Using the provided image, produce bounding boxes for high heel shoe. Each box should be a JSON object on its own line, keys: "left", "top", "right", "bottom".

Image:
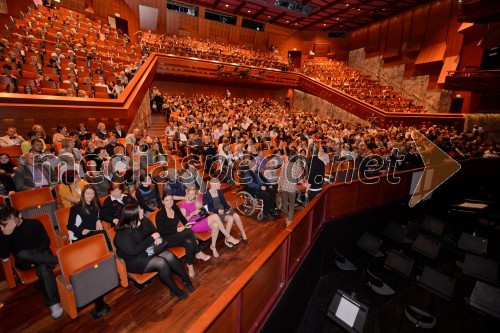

{"left": 187, "top": 264, "right": 195, "bottom": 278}
{"left": 195, "top": 251, "right": 211, "bottom": 262}
{"left": 184, "top": 282, "right": 195, "bottom": 293}
{"left": 224, "top": 238, "right": 235, "bottom": 249}
{"left": 170, "top": 288, "right": 189, "bottom": 300}
{"left": 242, "top": 237, "right": 248, "bottom": 243}
{"left": 210, "top": 245, "right": 219, "bottom": 258}
{"left": 226, "top": 236, "right": 240, "bottom": 246}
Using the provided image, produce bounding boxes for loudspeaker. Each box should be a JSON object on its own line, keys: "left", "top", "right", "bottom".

{"left": 450, "top": 98, "right": 463, "bottom": 113}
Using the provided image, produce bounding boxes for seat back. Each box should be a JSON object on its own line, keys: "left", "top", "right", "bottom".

{"left": 31, "top": 213, "right": 58, "bottom": 255}
{"left": 10, "top": 187, "right": 54, "bottom": 210}
{"left": 56, "top": 207, "right": 71, "bottom": 244}
{"left": 57, "top": 234, "right": 118, "bottom": 308}
{"left": 405, "top": 305, "right": 436, "bottom": 326}
{"left": 148, "top": 210, "right": 159, "bottom": 228}
{"left": 334, "top": 248, "right": 346, "bottom": 264}
{"left": 57, "top": 234, "right": 111, "bottom": 282}
{"left": 366, "top": 269, "right": 384, "bottom": 288}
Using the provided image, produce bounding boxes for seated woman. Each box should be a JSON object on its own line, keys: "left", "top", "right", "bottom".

{"left": 156, "top": 194, "right": 211, "bottom": 278}
{"left": 67, "top": 185, "right": 109, "bottom": 246}
{"left": 114, "top": 204, "right": 193, "bottom": 299}
{"left": 101, "top": 183, "right": 137, "bottom": 226}
{"left": 204, "top": 178, "right": 247, "bottom": 243}
{"left": 136, "top": 174, "right": 161, "bottom": 215}
{"left": 58, "top": 170, "right": 85, "bottom": 208}
{"left": 179, "top": 185, "right": 239, "bottom": 258}
{"left": 162, "top": 169, "right": 187, "bottom": 204}
{"left": 0, "top": 153, "right": 17, "bottom": 176}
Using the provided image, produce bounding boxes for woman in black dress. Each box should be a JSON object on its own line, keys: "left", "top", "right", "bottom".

{"left": 156, "top": 194, "right": 211, "bottom": 278}
{"left": 113, "top": 204, "right": 194, "bottom": 299}
{"left": 67, "top": 185, "right": 110, "bottom": 248}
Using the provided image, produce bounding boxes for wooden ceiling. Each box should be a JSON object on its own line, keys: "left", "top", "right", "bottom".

{"left": 181, "top": 0, "right": 435, "bottom": 31}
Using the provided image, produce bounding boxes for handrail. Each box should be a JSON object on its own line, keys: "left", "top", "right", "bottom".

{"left": 447, "top": 69, "right": 500, "bottom": 77}
{"left": 353, "top": 62, "right": 434, "bottom": 112}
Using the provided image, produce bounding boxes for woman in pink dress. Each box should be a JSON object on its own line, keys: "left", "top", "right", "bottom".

{"left": 179, "top": 185, "right": 239, "bottom": 258}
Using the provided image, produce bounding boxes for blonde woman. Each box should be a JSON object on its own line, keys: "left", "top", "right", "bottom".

{"left": 204, "top": 178, "right": 247, "bottom": 242}
{"left": 179, "top": 185, "right": 239, "bottom": 258}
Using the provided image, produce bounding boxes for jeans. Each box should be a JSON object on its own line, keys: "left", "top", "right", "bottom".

{"left": 15, "top": 249, "right": 60, "bottom": 307}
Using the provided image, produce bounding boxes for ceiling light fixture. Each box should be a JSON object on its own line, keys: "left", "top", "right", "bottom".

{"left": 226, "top": 4, "right": 229, "bottom": 7}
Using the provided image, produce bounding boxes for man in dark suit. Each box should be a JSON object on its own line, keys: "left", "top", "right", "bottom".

{"left": 113, "top": 123, "right": 126, "bottom": 138}
{"left": 14, "top": 153, "right": 54, "bottom": 191}
{"left": 243, "top": 162, "right": 278, "bottom": 219}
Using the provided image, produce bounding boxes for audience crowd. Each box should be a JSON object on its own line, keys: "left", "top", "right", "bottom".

{"left": 303, "top": 59, "right": 427, "bottom": 113}
{"left": 0, "top": 2, "right": 498, "bottom": 323}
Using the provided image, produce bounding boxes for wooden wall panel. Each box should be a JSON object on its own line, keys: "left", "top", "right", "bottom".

{"left": 423, "top": 0, "right": 452, "bottom": 46}
{"left": 241, "top": 243, "right": 285, "bottom": 333}
{"left": 151, "top": 80, "right": 278, "bottom": 100}
{"left": 383, "top": 15, "right": 403, "bottom": 60}
{"left": 288, "top": 212, "right": 311, "bottom": 276}
{"left": 405, "top": 4, "right": 431, "bottom": 56}
{"left": 357, "top": 181, "right": 383, "bottom": 211}
{"left": 325, "top": 185, "right": 358, "bottom": 218}
{"left": 207, "top": 298, "right": 238, "bottom": 333}
{"left": 365, "top": 23, "right": 381, "bottom": 55}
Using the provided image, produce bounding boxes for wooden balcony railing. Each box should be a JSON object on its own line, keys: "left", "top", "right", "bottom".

{"left": 0, "top": 52, "right": 464, "bottom": 136}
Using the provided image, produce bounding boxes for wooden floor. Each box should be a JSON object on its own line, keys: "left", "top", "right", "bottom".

{"left": 0, "top": 188, "right": 289, "bottom": 332}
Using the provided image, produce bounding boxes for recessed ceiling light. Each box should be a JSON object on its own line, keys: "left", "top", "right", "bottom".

{"left": 346, "top": 4, "right": 350, "bottom": 6}
{"left": 337, "top": 18, "right": 339, "bottom": 20}
{"left": 268, "top": 15, "right": 271, "bottom": 18}
{"left": 382, "top": 8, "right": 385, "bottom": 11}
{"left": 323, "top": 23, "right": 326, "bottom": 26}
{"left": 286, "top": 20, "right": 289, "bottom": 23}
{"left": 295, "top": 23, "right": 298, "bottom": 25}
{"left": 225, "top": 4, "right": 229, "bottom": 7}
{"left": 358, "top": 8, "right": 361, "bottom": 11}
{"left": 248, "top": 10, "right": 251, "bottom": 13}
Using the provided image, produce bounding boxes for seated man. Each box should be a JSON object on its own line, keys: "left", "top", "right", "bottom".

{"left": 0, "top": 127, "right": 25, "bottom": 147}
{"left": 241, "top": 162, "right": 279, "bottom": 219}
{"left": 14, "top": 153, "right": 54, "bottom": 191}
{"left": 0, "top": 206, "right": 63, "bottom": 319}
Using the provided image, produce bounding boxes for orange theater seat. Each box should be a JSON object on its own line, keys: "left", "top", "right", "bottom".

{"left": 10, "top": 187, "right": 53, "bottom": 210}
{"left": 56, "top": 234, "right": 126, "bottom": 319}
{"left": 55, "top": 207, "right": 71, "bottom": 246}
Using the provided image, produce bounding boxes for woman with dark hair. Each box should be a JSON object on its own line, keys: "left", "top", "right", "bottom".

{"left": 135, "top": 174, "right": 161, "bottom": 215}
{"left": 52, "top": 124, "right": 68, "bottom": 145}
{"left": 101, "top": 182, "right": 137, "bottom": 226}
{"left": 0, "top": 153, "right": 17, "bottom": 175}
{"left": 156, "top": 194, "right": 211, "bottom": 278}
{"left": 114, "top": 204, "right": 193, "bottom": 299}
{"left": 67, "top": 185, "right": 107, "bottom": 244}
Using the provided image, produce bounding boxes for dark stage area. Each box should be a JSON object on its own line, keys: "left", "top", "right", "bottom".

{"left": 263, "top": 177, "right": 500, "bottom": 333}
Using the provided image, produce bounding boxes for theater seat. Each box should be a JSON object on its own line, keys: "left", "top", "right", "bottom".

{"left": 55, "top": 207, "right": 71, "bottom": 246}
{"left": 1, "top": 214, "right": 60, "bottom": 288}
{"left": 56, "top": 234, "right": 126, "bottom": 319}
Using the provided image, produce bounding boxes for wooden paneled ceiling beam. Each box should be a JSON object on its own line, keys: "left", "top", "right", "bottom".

{"left": 269, "top": 11, "right": 287, "bottom": 23}
{"left": 252, "top": 6, "right": 267, "bottom": 19}
{"left": 233, "top": 1, "right": 247, "bottom": 14}
{"left": 211, "top": 0, "right": 222, "bottom": 9}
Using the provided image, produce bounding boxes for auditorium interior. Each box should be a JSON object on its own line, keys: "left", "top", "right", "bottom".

{"left": 0, "top": 0, "right": 499, "bottom": 332}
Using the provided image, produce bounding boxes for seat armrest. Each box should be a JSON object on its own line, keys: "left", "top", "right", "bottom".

{"left": 55, "top": 230, "right": 68, "bottom": 247}
{"left": 115, "top": 256, "right": 129, "bottom": 288}
{"left": 56, "top": 274, "right": 77, "bottom": 319}
{"left": 1, "top": 257, "right": 17, "bottom": 288}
